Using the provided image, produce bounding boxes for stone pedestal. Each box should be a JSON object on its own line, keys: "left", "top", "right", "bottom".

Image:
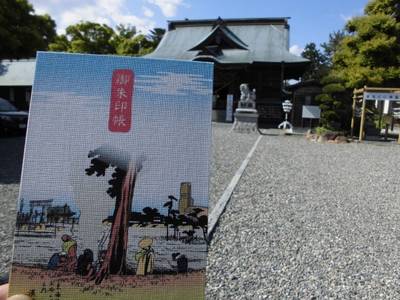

{"left": 233, "top": 108, "right": 259, "bottom": 133}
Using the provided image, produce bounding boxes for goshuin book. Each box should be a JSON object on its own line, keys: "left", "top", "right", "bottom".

{"left": 9, "top": 52, "right": 213, "bottom": 300}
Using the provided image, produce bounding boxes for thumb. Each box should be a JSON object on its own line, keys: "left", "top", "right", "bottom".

{"left": 8, "top": 296, "right": 31, "bottom": 300}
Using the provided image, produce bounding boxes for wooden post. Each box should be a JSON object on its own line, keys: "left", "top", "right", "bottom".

{"left": 378, "top": 101, "right": 384, "bottom": 129}
{"left": 350, "top": 90, "right": 357, "bottom": 139}
{"left": 385, "top": 124, "right": 389, "bottom": 141}
{"left": 397, "top": 121, "right": 400, "bottom": 144}
{"left": 359, "top": 88, "right": 367, "bottom": 142}
{"left": 291, "top": 92, "right": 295, "bottom": 125}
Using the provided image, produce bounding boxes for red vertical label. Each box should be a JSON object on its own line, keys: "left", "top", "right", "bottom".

{"left": 108, "top": 69, "right": 134, "bottom": 132}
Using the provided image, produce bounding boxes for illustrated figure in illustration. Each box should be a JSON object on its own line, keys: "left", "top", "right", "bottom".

{"left": 172, "top": 253, "right": 188, "bottom": 274}
{"left": 47, "top": 252, "right": 66, "bottom": 270}
{"left": 61, "top": 234, "right": 77, "bottom": 272}
{"left": 76, "top": 249, "right": 94, "bottom": 276}
{"left": 86, "top": 250, "right": 107, "bottom": 281}
{"left": 135, "top": 238, "right": 155, "bottom": 276}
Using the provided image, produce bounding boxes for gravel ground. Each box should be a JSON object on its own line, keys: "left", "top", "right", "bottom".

{"left": 0, "top": 136, "right": 24, "bottom": 276}
{"left": 207, "top": 134, "right": 400, "bottom": 299}
{"left": 209, "top": 123, "right": 259, "bottom": 208}
{"left": 2, "top": 127, "right": 400, "bottom": 299}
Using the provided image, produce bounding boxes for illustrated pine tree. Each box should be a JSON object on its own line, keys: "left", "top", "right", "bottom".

{"left": 85, "top": 147, "right": 144, "bottom": 284}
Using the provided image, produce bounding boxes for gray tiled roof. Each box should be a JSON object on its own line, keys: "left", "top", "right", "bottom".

{"left": 0, "top": 59, "right": 36, "bottom": 86}
{"left": 147, "top": 18, "right": 309, "bottom": 65}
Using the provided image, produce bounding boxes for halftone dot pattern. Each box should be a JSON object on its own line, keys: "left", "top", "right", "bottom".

{"left": 9, "top": 52, "right": 213, "bottom": 300}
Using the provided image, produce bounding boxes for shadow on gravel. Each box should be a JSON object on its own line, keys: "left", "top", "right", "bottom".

{"left": 0, "top": 135, "right": 25, "bottom": 184}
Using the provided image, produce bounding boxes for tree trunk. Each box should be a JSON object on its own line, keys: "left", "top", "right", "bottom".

{"left": 95, "top": 164, "right": 136, "bottom": 284}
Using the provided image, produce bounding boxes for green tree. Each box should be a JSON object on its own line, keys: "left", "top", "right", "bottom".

{"left": 321, "top": 30, "right": 345, "bottom": 65}
{"left": 49, "top": 21, "right": 162, "bottom": 56}
{"left": 315, "top": 75, "right": 352, "bottom": 129}
{"left": 0, "top": 0, "right": 56, "bottom": 59}
{"left": 49, "top": 22, "right": 116, "bottom": 54}
{"left": 301, "top": 43, "right": 329, "bottom": 81}
{"left": 332, "top": 0, "right": 400, "bottom": 88}
{"left": 114, "top": 24, "right": 160, "bottom": 55}
{"left": 314, "top": 30, "right": 349, "bottom": 130}
{"left": 315, "top": 0, "right": 400, "bottom": 131}
{"left": 116, "top": 34, "right": 154, "bottom": 56}
{"left": 365, "top": 0, "right": 399, "bottom": 20}
{"left": 147, "top": 28, "right": 166, "bottom": 47}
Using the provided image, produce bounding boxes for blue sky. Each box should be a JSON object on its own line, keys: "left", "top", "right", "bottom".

{"left": 30, "top": 0, "right": 370, "bottom": 55}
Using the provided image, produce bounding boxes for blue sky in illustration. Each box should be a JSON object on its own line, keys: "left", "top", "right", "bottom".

{"left": 19, "top": 52, "right": 213, "bottom": 217}
{"left": 30, "top": 0, "right": 370, "bottom": 55}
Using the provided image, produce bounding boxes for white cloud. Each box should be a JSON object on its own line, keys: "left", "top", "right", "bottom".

{"left": 136, "top": 72, "right": 212, "bottom": 96}
{"left": 289, "top": 45, "right": 304, "bottom": 57}
{"left": 142, "top": 6, "right": 155, "bottom": 18}
{"left": 340, "top": 13, "right": 352, "bottom": 22}
{"left": 30, "top": 0, "right": 156, "bottom": 34}
{"left": 60, "top": 5, "right": 111, "bottom": 29}
{"left": 147, "top": 0, "right": 184, "bottom": 17}
{"left": 33, "top": 4, "right": 49, "bottom": 16}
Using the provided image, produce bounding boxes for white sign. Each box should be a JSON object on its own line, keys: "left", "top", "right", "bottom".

{"left": 302, "top": 105, "right": 321, "bottom": 119}
{"left": 226, "top": 94, "right": 233, "bottom": 122}
{"left": 365, "top": 92, "right": 400, "bottom": 101}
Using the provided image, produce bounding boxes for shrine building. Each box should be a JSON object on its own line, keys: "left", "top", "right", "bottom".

{"left": 146, "top": 17, "right": 309, "bottom": 126}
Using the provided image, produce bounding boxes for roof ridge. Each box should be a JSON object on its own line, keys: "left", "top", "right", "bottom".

{"left": 168, "top": 17, "right": 290, "bottom": 30}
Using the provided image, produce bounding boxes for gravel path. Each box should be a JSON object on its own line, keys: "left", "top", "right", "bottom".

{"left": 209, "top": 123, "right": 259, "bottom": 208}
{"left": 0, "top": 136, "right": 24, "bottom": 275}
{"left": 2, "top": 127, "right": 400, "bottom": 299}
{"left": 207, "top": 134, "right": 400, "bottom": 299}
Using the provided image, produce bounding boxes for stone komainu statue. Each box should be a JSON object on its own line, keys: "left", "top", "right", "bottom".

{"left": 239, "top": 84, "right": 256, "bottom": 109}
{"left": 233, "top": 83, "right": 258, "bottom": 132}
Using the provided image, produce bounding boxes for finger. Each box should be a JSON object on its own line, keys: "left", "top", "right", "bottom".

{"left": 7, "top": 295, "right": 31, "bottom": 300}
{"left": 0, "top": 284, "right": 8, "bottom": 300}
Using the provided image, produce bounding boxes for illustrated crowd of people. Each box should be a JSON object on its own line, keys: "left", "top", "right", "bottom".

{"left": 47, "top": 235, "right": 157, "bottom": 278}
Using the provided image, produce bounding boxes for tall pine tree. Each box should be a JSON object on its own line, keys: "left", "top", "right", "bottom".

{"left": 333, "top": 0, "right": 400, "bottom": 88}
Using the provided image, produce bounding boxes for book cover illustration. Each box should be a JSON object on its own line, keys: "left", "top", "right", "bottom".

{"left": 9, "top": 52, "right": 213, "bottom": 300}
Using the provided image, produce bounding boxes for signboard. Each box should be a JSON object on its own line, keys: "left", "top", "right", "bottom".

{"left": 108, "top": 69, "right": 134, "bottom": 132}
{"left": 302, "top": 105, "right": 321, "bottom": 119}
{"left": 9, "top": 52, "right": 213, "bottom": 300}
{"left": 364, "top": 92, "right": 400, "bottom": 101}
{"left": 226, "top": 94, "right": 233, "bottom": 122}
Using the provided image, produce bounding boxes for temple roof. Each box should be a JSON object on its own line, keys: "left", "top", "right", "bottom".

{"left": 146, "top": 18, "right": 309, "bottom": 65}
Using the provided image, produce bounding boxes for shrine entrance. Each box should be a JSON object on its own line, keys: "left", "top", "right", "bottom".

{"left": 351, "top": 87, "right": 400, "bottom": 143}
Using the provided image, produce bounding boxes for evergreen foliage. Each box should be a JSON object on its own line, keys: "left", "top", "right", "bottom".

{"left": 301, "top": 43, "right": 329, "bottom": 81}
{"left": 0, "top": 0, "right": 56, "bottom": 59}
{"left": 49, "top": 22, "right": 164, "bottom": 56}
{"left": 315, "top": 75, "right": 352, "bottom": 129}
{"left": 316, "top": 0, "right": 399, "bottom": 130}
{"left": 332, "top": 0, "right": 400, "bottom": 88}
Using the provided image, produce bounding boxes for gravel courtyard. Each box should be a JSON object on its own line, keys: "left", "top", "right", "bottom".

{"left": 207, "top": 132, "right": 400, "bottom": 299}
{"left": 2, "top": 124, "right": 400, "bottom": 299}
